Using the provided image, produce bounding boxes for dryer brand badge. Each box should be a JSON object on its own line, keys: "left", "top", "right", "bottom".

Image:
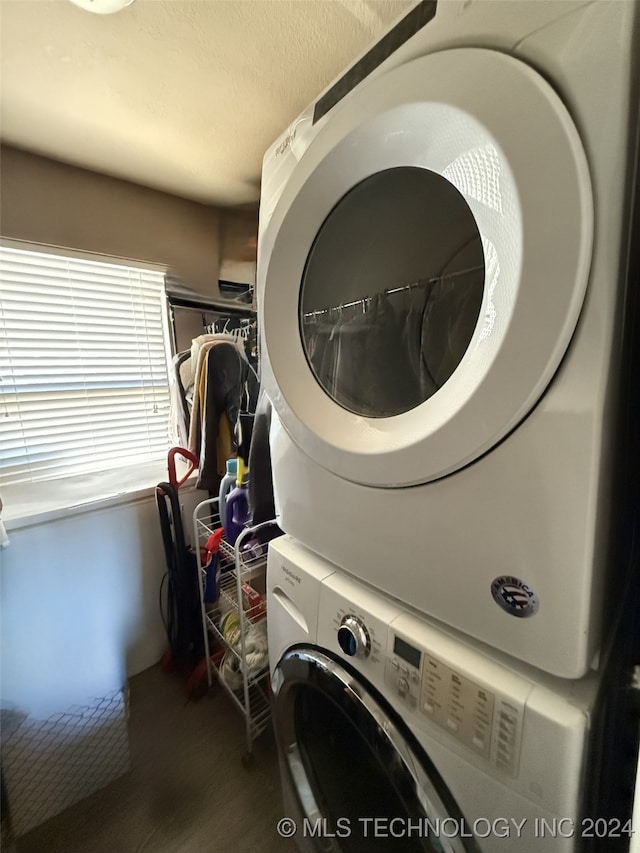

{"left": 491, "top": 577, "right": 539, "bottom": 618}
{"left": 275, "top": 128, "right": 296, "bottom": 157}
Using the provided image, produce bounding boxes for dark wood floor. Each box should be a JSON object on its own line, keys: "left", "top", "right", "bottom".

{"left": 16, "top": 665, "right": 297, "bottom": 853}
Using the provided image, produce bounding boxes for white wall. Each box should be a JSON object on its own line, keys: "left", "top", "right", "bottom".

{"left": 0, "top": 487, "right": 207, "bottom": 718}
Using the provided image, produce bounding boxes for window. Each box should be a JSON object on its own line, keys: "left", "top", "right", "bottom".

{"left": 0, "top": 244, "right": 171, "bottom": 513}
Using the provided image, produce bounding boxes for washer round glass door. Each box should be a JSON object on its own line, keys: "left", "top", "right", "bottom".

{"left": 272, "top": 647, "right": 479, "bottom": 853}
{"left": 260, "top": 48, "right": 592, "bottom": 487}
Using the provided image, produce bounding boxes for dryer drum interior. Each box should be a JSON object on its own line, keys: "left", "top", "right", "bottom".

{"left": 299, "top": 166, "right": 486, "bottom": 420}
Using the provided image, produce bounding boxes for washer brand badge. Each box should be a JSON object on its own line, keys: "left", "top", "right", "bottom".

{"left": 281, "top": 565, "right": 301, "bottom": 585}
{"left": 491, "top": 577, "right": 539, "bottom": 618}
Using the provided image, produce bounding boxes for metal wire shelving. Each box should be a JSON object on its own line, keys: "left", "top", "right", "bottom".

{"left": 193, "top": 497, "right": 276, "bottom": 764}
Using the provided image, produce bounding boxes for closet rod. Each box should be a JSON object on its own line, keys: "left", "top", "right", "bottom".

{"left": 303, "top": 264, "right": 483, "bottom": 320}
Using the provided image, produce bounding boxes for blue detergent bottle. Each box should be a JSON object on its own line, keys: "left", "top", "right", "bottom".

{"left": 218, "top": 457, "right": 238, "bottom": 532}
{"left": 224, "top": 462, "right": 252, "bottom": 546}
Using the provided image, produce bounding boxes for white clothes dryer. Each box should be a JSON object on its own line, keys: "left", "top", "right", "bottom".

{"left": 267, "top": 535, "right": 610, "bottom": 853}
{"left": 257, "top": 0, "right": 640, "bottom": 677}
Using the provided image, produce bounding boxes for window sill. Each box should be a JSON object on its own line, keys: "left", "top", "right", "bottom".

{"left": 1, "top": 462, "right": 199, "bottom": 532}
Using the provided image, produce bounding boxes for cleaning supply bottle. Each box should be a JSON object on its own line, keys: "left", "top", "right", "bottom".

{"left": 218, "top": 457, "right": 238, "bottom": 533}
{"left": 203, "top": 528, "right": 224, "bottom": 611}
{"left": 224, "top": 459, "right": 252, "bottom": 546}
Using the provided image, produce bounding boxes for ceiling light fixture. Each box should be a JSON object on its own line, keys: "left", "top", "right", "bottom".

{"left": 69, "top": 0, "right": 135, "bottom": 14}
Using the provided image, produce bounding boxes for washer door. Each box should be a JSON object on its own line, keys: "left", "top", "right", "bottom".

{"left": 260, "top": 48, "right": 592, "bottom": 487}
{"left": 272, "top": 646, "right": 479, "bottom": 853}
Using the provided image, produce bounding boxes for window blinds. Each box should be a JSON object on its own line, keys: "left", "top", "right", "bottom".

{"left": 0, "top": 246, "right": 170, "bottom": 488}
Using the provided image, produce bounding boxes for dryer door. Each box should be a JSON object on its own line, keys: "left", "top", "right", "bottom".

{"left": 272, "top": 646, "right": 479, "bottom": 853}
{"left": 260, "top": 48, "right": 592, "bottom": 487}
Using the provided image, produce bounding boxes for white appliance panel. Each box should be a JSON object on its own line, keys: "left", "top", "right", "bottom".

{"left": 258, "top": 0, "right": 637, "bottom": 676}
{"left": 268, "top": 536, "right": 600, "bottom": 852}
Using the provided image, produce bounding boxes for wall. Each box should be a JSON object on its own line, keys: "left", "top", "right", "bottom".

{"left": 0, "top": 486, "right": 206, "bottom": 836}
{"left": 0, "top": 487, "right": 207, "bottom": 717}
{"left": 0, "top": 145, "right": 224, "bottom": 296}
{"left": 219, "top": 207, "right": 258, "bottom": 286}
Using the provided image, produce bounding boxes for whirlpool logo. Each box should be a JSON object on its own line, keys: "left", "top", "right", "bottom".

{"left": 491, "top": 576, "right": 539, "bottom": 618}
{"left": 275, "top": 128, "right": 296, "bottom": 157}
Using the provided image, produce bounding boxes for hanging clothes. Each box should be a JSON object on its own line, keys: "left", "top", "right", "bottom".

{"left": 189, "top": 341, "right": 258, "bottom": 492}
{"left": 420, "top": 266, "right": 484, "bottom": 389}
{"left": 341, "top": 293, "right": 418, "bottom": 417}
{"left": 187, "top": 335, "right": 244, "bottom": 458}
{"left": 305, "top": 294, "right": 416, "bottom": 418}
{"left": 248, "top": 388, "right": 277, "bottom": 526}
{"left": 391, "top": 283, "right": 439, "bottom": 402}
{"left": 300, "top": 262, "right": 484, "bottom": 418}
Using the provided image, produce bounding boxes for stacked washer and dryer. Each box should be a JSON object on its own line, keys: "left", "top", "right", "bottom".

{"left": 256, "top": 2, "right": 640, "bottom": 851}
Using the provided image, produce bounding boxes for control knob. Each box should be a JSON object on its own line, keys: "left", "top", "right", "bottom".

{"left": 337, "top": 616, "right": 370, "bottom": 657}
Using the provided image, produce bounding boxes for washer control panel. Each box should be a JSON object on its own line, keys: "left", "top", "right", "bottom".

{"left": 318, "top": 570, "right": 526, "bottom": 779}
{"left": 385, "top": 632, "right": 524, "bottom": 777}
{"left": 421, "top": 654, "right": 495, "bottom": 759}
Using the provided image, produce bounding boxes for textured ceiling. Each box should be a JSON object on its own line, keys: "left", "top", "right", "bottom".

{"left": 0, "top": 0, "right": 414, "bottom": 206}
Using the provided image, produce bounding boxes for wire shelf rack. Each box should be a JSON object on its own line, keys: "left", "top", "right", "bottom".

{"left": 193, "top": 497, "right": 278, "bottom": 764}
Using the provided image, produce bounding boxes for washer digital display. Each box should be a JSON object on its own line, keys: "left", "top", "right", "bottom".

{"left": 394, "top": 636, "right": 421, "bottom": 669}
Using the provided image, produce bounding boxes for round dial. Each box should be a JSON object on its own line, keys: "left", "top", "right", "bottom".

{"left": 397, "top": 677, "right": 409, "bottom": 696}
{"left": 337, "top": 616, "right": 370, "bottom": 657}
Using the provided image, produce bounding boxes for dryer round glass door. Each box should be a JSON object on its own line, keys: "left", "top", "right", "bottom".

{"left": 272, "top": 646, "right": 478, "bottom": 853}
{"left": 300, "top": 167, "right": 485, "bottom": 418}
{"left": 260, "top": 48, "right": 593, "bottom": 487}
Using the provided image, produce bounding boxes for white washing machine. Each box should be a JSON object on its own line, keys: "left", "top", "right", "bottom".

{"left": 257, "top": 0, "right": 640, "bottom": 678}
{"left": 268, "top": 535, "right": 608, "bottom": 853}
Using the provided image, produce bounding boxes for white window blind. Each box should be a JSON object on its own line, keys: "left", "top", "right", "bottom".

{"left": 0, "top": 245, "right": 171, "bottom": 488}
